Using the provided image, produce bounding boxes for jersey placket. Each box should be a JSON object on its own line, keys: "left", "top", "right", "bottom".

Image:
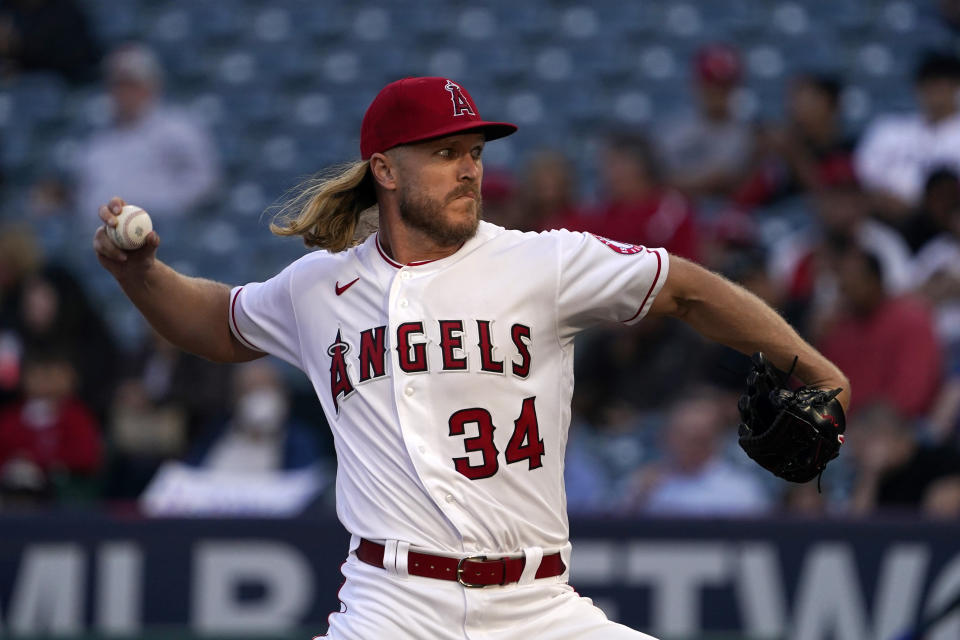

{"left": 387, "top": 264, "right": 471, "bottom": 550}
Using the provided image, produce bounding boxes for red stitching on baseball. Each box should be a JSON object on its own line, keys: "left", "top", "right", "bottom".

{"left": 123, "top": 209, "right": 146, "bottom": 248}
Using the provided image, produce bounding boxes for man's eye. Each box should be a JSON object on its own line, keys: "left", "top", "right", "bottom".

{"left": 437, "top": 149, "right": 452, "bottom": 158}
{"left": 472, "top": 147, "right": 483, "bottom": 159}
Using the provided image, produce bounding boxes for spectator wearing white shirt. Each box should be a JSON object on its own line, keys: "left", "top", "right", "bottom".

{"left": 913, "top": 177, "right": 960, "bottom": 370}
{"left": 75, "top": 43, "right": 220, "bottom": 220}
{"left": 854, "top": 52, "right": 960, "bottom": 223}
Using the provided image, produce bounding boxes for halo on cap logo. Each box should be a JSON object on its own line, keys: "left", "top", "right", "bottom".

{"left": 444, "top": 80, "right": 475, "bottom": 117}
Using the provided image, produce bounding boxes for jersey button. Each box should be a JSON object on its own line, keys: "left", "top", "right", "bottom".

{"left": 418, "top": 445, "right": 426, "bottom": 454}
{"left": 399, "top": 298, "right": 409, "bottom": 308}
{"left": 445, "top": 494, "right": 455, "bottom": 503}
{"left": 404, "top": 386, "right": 415, "bottom": 397}
{"left": 400, "top": 271, "right": 412, "bottom": 281}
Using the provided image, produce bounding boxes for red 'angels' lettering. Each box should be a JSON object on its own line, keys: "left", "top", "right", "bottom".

{"left": 511, "top": 324, "right": 531, "bottom": 378}
{"left": 439, "top": 320, "right": 468, "bottom": 371}
{"left": 477, "top": 320, "right": 504, "bottom": 373}
{"left": 397, "top": 322, "right": 428, "bottom": 373}
{"left": 326, "top": 320, "right": 533, "bottom": 411}
{"left": 358, "top": 326, "right": 387, "bottom": 382}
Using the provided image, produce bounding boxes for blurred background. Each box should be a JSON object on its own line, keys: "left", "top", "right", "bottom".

{"left": 1, "top": 0, "right": 960, "bottom": 639}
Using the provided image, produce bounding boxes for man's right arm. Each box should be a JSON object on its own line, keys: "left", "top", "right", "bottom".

{"left": 94, "top": 197, "right": 262, "bottom": 364}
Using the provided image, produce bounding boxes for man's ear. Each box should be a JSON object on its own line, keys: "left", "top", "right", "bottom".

{"left": 370, "top": 152, "right": 399, "bottom": 191}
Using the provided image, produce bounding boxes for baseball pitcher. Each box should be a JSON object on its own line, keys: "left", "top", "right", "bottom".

{"left": 93, "top": 77, "right": 850, "bottom": 639}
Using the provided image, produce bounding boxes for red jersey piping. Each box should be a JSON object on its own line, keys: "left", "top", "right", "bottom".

{"left": 623, "top": 249, "right": 663, "bottom": 324}
{"left": 230, "top": 287, "right": 261, "bottom": 351}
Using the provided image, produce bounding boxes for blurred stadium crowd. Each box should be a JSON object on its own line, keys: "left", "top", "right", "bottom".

{"left": 0, "top": 0, "right": 959, "bottom": 520}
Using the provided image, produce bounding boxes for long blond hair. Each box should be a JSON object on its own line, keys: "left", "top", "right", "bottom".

{"left": 270, "top": 160, "right": 379, "bottom": 251}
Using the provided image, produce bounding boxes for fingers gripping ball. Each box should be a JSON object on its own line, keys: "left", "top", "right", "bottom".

{"left": 737, "top": 353, "right": 846, "bottom": 484}
{"left": 106, "top": 205, "right": 153, "bottom": 250}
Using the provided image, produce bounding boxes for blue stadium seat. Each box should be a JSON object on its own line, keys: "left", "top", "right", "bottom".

{"left": 9, "top": 74, "right": 67, "bottom": 125}
{"left": 191, "top": 2, "right": 244, "bottom": 42}
{"left": 85, "top": 0, "right": 140, "bottom": 40}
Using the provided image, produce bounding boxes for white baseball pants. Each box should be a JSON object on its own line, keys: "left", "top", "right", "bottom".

{"left": 316, "top": 540, "right": 658, "bottom": 640}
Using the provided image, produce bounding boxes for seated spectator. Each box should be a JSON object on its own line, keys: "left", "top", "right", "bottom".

{"left": 818, "top": 245, "right": 941, "bottom": 418}
{"left": 186, "top": 359, "right": 320, "bottom": 472}
{"left": 11, "top": 265, "right": 119, "bottom": 416}
{"left": 769, "top": 164, "right": 912, "bottom": 332}
{"left": 735, "top": 73, "right": 855, "bottom": 208}
{"left": 0, "top": 224, "right": 41, "bottom": 326}
{"left": 584, "top": 132, "right": 701, "bottom": 260}
{"left": 0, "top": 0, "right": 101, "bottom": 83}
{"left": 139, "top": 360, "right": 326, "bottom": 517}
{"left": 477, "top": 170, "right": 521, "bottom": 230}
{"left": 903, "top": 168, "right": 960, "bottom": 252}
{"left": 517, "top": 150, "right": 586, "bottom": 232}
{"left": 855, "top": 51, "right": 960, "bottom": 222}
{"left": 101, "top": 330, "right": 232, "bottom": 500}
{"left": 658, "top": 43, "right": 755, "bottom": 201}
{"left": 913, "top": 193, "right": 960, "bottom": 442}
{"left": 623, "top": 393, "right": 771, "bottom": 516}
{"left": 573, "top": 319, "right": 707, "bottom": 421}
{"left": 912, "top": 179, "right": 960, "bottom": 350}
{"left": 0, "top": 225, "right": 41, "bottom": 405}
{"left": 120, "top": 329, "right": 232, "bottom": 437}
{"left": 848, "top": 403, "right": 960, "bottom": 516}
{"left": 0, "top": 348, "right": 102, "bottom": 504}
{"left": 563, "top": 419, "right": 615, "bottom": 515}
{"left": 74, "top": 43, "right": 220, "bottom": 220}
{"left": 943, "top": 0, "right": 960, "bottom": 33}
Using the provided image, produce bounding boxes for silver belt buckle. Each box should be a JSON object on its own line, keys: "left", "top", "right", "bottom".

{"left": 456, "top": 555, "right": 491, "bottom": 588}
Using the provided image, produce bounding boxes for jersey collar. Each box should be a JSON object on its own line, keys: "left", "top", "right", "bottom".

{"left": 374, "top": 233, "right": 443, "bottom": 269}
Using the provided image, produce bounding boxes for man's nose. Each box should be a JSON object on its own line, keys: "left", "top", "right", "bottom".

{"left": 458, "top": 155, "right": 481, "bottom": 182}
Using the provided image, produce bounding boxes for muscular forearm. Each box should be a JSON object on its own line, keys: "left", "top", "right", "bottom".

{"left": 656, "top": 257, "right": 851, "bottom": 409}
{"left": 116, "top": 260, "right": 256, "bottom": 363}
{"left": 94, "top": 196, "right": 260, "bottom": 364}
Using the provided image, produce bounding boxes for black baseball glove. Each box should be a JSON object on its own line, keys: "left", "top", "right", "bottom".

{"left": 737, "top": 353, "right": 846, "bottom": 485}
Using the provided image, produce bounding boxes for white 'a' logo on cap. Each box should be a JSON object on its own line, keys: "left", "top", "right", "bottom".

{"left": 444, "top": 80, "right": 476, "bottom": 117}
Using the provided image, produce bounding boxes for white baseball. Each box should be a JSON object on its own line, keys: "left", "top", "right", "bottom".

{"left": 106, "top": 205, "right": 153, "bottom": 250}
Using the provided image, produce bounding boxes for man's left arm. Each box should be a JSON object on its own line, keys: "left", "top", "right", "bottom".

{"left": 649, "top": 255, "right": 851, "bottom": 411}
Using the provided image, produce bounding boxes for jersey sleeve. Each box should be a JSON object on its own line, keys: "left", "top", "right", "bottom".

{"left": 229, "top": 263, "right": 303, "bottom": 370}
{"left": 555, "top": 230, "right": 669, "bottom": 336}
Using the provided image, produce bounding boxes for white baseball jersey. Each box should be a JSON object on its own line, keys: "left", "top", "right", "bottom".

{"left": 229, "top": 221, "right": 668, "bottom": 555}
{"left": 854, "top": 111, "right": 960, "bottom": 206}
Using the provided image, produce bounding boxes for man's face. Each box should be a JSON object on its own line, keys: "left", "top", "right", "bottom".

{"left": 917, "top": 77, "right": 960, "bottom": 121}
{"left": 837, "top": 251, "right": 884, "bottom": 315}
{"left": 392, "top": 133, "right": 485, "bottom": 246}
{"left": 665, "top": 399, "right": 721, "bottom": 474}
{"left": 108, "top": 76, "right": 156, "bottom": 124}
{"left": 697, "top": 80, "right": 735, "bottom": 118}
{"left": 789, "top": 81, "right": 834, "bottom": 131}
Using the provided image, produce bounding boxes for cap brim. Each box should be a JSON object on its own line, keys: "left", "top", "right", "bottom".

{"left": 399, "top": 121, "right": 518, "bottom": 148}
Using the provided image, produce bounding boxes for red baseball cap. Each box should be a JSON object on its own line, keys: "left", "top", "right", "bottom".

{"left": 360, "top": 77, "right": 517, "bottom": 160}
{"left": 695, "top": 44, "right": 742, "bottom": 85}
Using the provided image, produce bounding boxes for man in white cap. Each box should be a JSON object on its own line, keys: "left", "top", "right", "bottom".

{"left": 75, "top": 43, "right": 219, "bottom": 220}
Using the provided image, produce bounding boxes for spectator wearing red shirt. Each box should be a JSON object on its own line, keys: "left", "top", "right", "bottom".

{"left": 586, "top": 133, "right": 700, "bottom": 260}
{"left": 818, "top": 245, "right": 942, "bottom": 418}
{"left": 0, "top": 349, "right": 102, "bottom": 494}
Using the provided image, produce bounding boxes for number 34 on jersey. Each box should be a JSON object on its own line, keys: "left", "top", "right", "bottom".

{"left": 327, "top": 319, "right": 543, "bottom": 482}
